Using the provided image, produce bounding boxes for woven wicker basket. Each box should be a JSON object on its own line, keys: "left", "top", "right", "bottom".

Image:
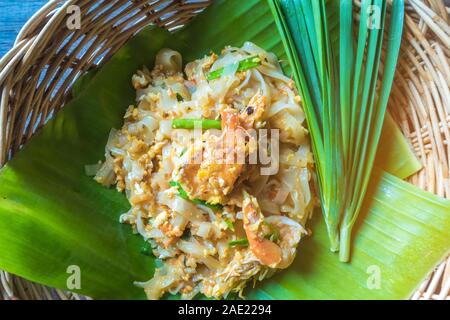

{"left": 0, "top": 0, "right": 448, "bottom": 300}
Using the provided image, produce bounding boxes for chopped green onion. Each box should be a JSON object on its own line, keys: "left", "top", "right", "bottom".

{"left": 172, "top": 119, "right": 222, "bottom": 130}
{"left": 180, "top": 147, "right": 188, "bottom": 157}
{"left": 169, "top": 181, "right": 189, "bottom": 200}
{"left": 269, "top": 227, "right": 280, "bottom": 243}
{"left": 169, "top": 181, "right": 223, "bottom": 211}
{"left": 207, "top": 55, "right": 262, "bottom": 81}
{"left": 196, "top": 199, "right": 223, "bottom": 212}
{"left": 228, "top": 238, "right": 249, "bottom": 247}
{"left": 176, "top": 93, "right": 184, "bottom": 102}
{"left": 224, "top": 218, "right": 235, "bottom": 232}
{"left": 263, "top": 221, "right": 280, "bottom": 242}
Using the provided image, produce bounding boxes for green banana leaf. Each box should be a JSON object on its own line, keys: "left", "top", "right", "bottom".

{"left": 376, "top": 112, "right": 422, "bottom": 179}
{"left": 0, "top": 0, "right": 447, "bottom": 300}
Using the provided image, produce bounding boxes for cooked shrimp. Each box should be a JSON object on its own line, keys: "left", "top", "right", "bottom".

{"left": 265, "top": 215, "right": 305, "bottom": 269}
{"left": 176, "top": 108, "right": 246, "bottom": 204}
{"left": 242, "top": 192, "right": 282, "bottom": 267}
{"left": 242, "top": 192, "right": 305, "bottom": 269}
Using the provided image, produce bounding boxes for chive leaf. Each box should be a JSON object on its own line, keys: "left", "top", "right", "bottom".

{"left": 228, "top": 238, "right": 249, "bottom": 247}
{"left": 207, "top": 55, "right": 261, "bottom": 81}
{"left": 172, "top": 119, "right": 222, "bottom": 130}
{"left": 169, "top": 181, "right": 223, "bottom": 211}
{"left": 224, "top": 218, "right": 235, "bottom": 232}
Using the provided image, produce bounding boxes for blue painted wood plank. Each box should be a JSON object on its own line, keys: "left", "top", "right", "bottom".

{"left": 0, "top": 0, "right": 48, "bottom": 56}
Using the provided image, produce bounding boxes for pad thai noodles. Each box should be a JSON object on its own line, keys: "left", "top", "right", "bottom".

{"left": 93, "top": 42, "right": 315, "bottom": 299}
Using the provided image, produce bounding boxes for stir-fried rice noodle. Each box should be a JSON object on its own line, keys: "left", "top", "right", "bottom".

{"left": 95, "top": 42, "right": 315, "bottom": 299}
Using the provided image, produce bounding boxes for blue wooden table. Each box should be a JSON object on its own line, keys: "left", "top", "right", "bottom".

{"left": 0, "top": 0, "right": 47, "bottom": 56}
